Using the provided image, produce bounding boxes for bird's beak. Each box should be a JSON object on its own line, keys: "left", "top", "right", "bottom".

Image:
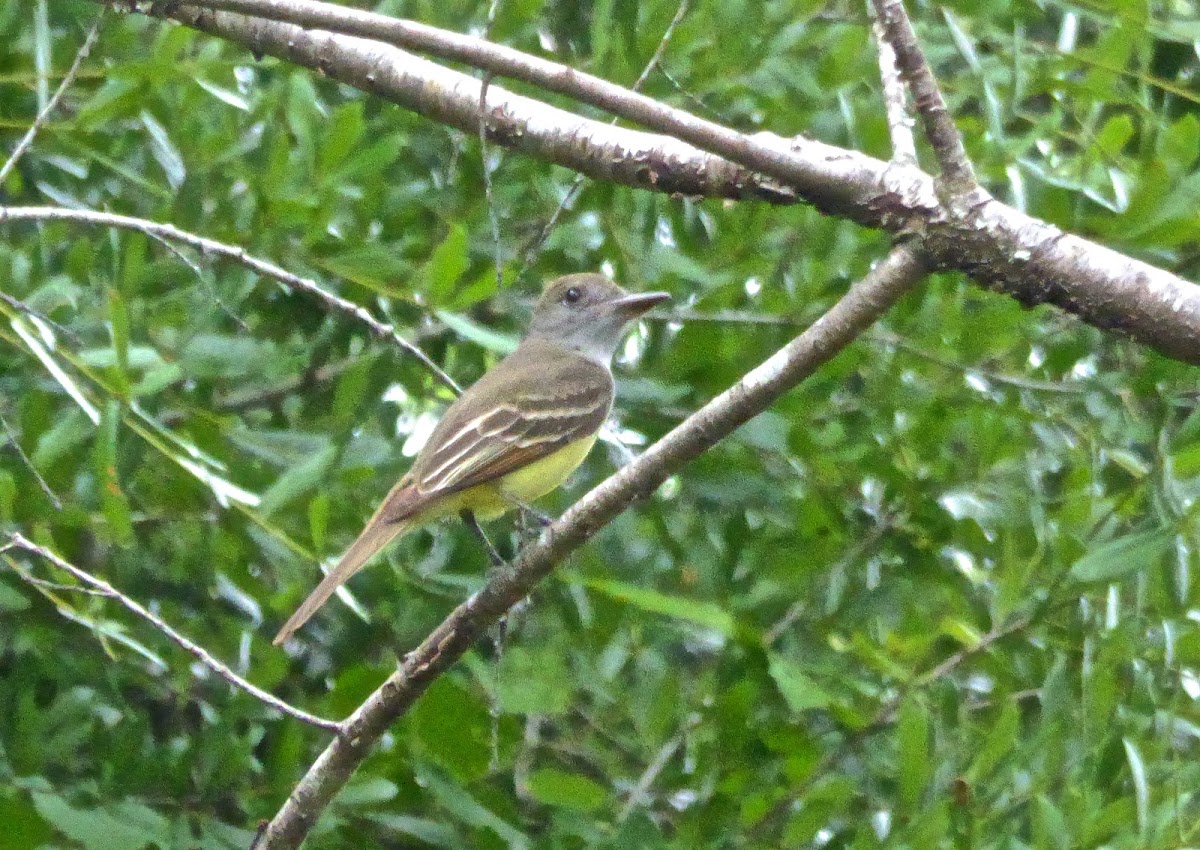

{"left": 611, "top": 291, "right": 670, "bottom": 318}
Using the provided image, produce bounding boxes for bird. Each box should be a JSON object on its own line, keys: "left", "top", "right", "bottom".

{"left": 273, "top": 273, "right": 669, "bottom": 644}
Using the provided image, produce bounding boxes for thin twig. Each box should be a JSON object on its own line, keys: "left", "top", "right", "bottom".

{"left": 0, "top": 15, "right": 103, "bottom": 185}
{"left": 869, "top": 329, "right": 1095, "bottom": 395}
{"left": 869, "top": 0, "right": 977, "bottom": 198}
{"left": 479, "top": 0, "right": 503, "bottom": 290}
{"left": 0, "top": 410, "right": 62, "bottom": 509}
{"left": 255, "top": 245, "right": 927, "bottom": 850}
{"left": 516, "top": 0, "right": 689, "bottom": 280}
{"left": 633, "top": 0, "right": 690, "bottom": 93}
{"left": 4, "top": 532, "right": 343, "bottom": 734}
{"left": 868, "top": 4, "right": 917, "bottom": 168}
{"left": 616, "top": 711, "right": 701, "bottom": 823}
{"left": 0, "top": 289, "right": 83, "bottom": 346}
{"left": 0, "top": 205, "right": 461, "bottom": 394}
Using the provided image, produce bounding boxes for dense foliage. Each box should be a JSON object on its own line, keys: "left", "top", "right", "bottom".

{"left": 3, "top": 0, "right": 1200, "bottom": 847}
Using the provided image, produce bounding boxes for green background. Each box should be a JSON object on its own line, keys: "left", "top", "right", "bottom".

{"left": 3, "top": 0, "right": 1200, "bottom": 847}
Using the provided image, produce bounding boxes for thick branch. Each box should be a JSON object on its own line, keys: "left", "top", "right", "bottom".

{"left": 870, "top": 0, "right": 977, "bottom": 197}
{"left": 110, "top": 1, "right": 1200, "bottom": 366}
{"left": 166, "top": 5, "right": 795, "bottom": 205}
{"left": 257, "top": 245, "right": 928, "bottom": 849}
{"left": 3, "top": 533, "right": 341, "bottom": 733}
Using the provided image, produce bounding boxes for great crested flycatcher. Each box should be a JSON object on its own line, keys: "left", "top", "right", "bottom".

{"left": 273, "top": 273, "right": 669, "bottom": 644}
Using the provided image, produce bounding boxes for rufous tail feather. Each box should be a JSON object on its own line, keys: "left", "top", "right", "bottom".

{"left": 273, "top": 481, "right": 421, "bottom": 645}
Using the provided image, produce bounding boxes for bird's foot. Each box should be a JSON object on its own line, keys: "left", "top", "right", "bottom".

{"left": 518, "top": 504, "right": 554, "bottom": 539}
{"left": 461, "top": 509, "right": 508, "bottom": 568}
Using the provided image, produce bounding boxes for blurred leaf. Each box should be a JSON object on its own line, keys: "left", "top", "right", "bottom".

{"left": 436, "top": 309, "right": 519, "bottom": 355}
{"left": 897, "top": 695, "right": 931, "bottom": 809}
{"left": 423, "top": 223, "right": 470, "bottom": 304}
{"left": 259, "top": 444, "right": 337, "bottom": 517}
{"left": 336, "top": 777, "right": 398, "bottom": 808}
{"left": 317, "top": 245, "right": 410, "bottom": 294}
{"left": 767, "top": 653, "right": 832, "bottom": 712}
{"left": 1069, "top": 529, "right": 1173, "bottom": 583}
{"left": 525, "top": 768, "right": 608, "bottom": 811}
{"left": 496, "top": 645, "right": 574, "bottom": 716}
{"left": 0, "top": 579, "right": 30, "bottom": 612}
{"left": 94, "top": 401, "right": 135, "bottom": 547}
{"left": 31, "top": 793, "right": 168, "bottom": 850}
{"left": 367, "top": 813, "right": 461, "bottom": 848}
{"left": 140, "top": 110, "right": 186, "bottom": 189}
{"left": 583, "top": 577, "right": 737, "bottom": 638}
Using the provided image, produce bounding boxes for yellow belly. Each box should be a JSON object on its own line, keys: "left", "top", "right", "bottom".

{"left": 416, "top": 435, "right": 598, "bottom": 522}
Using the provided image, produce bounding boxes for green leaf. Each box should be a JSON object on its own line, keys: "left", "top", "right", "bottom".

{"left": 767, "top": 653, "right": 832, "bottom": 712}
{"left": 331, "top": 355, "right": 375, "bottom": 430}
{"left": 1121, "top": 737, "right": 1148, "bottom": 836}
{"left": 0, "top": 793, "right": 52, "bottom": 849}
{"left": 180, "top": 334, "right": 268, "bottom": 380}
{"left": 525, "top": 768, "right": 608, "bottom": 811}
{"left": 259, "top": 444, "right": 337, "bottom": 517}
{"left": 897, "top": 695, "right": 931, "bottom": 809}
{"left": 32, "top": 793, "right": 168, "bottom": 850}
{"left": 0, "top": 469, "right": 15, "bottom": 522}
{"left": 106, "top": 287, "right": 131, "bottom": 398}
{"left": 1032, "top": 794, "right": 1071, "bottom": 850}
{"left": 336, "top": 777, "right": 397, "bottom": 808}
{"left": 582, "top": 577, "right": 737, "bottom": 638}
{"left": 1069, "top": 529, "right": 1174, "bottom": 583}
{"left": 1094, "top": 113, "right": 1134, "bottom": 158}
{"left": 308, "top": 492, "right": 329, "bottom": 552}
{"left": 317, "top": 246, "right": 410, "bottom": 295}
{"left": 968, "top": 700, "right": 1018, "bottom": 781}
{"left": 435, "top": 310, "right": 519, "bottom": 355}
{"left": 416, "top": 768, "right": 529, "bottom": 849}
{"left": 140, "top": 110, "right": 186, "bottom": 189}
{"left": 192, "top": 76, "right": 250, "bottom": 111}
{"left": 367, "top": 814, "right": 461, "bottom": 848}
{"left": 0, "top": 580, "right": 30, "bottom": 612}
{"left": 423, "top": 223, "right": 469, "bottom": 304}
{"left": 94, "top": 401, "right": 135, "bottom": 547}
{"left": 496, "top": 645, "right": 574, "bottom": 716}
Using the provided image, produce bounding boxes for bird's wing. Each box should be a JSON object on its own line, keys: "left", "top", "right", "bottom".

{"left": 412, "top": 371, "right": 613, "bottom": 496}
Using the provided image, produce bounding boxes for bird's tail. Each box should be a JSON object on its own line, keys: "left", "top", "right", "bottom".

{"left": 273, "top": 481, "right": 421, "bottom": 645}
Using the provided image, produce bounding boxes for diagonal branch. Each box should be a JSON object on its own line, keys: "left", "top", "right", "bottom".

{"left": 256, "top": 245, "right": 928, "bottom": 849}
{"left": 3, "top": 533, "right": 342, "bottom": 734}
{"left": 107, "top": 0, "right": 1200, "bottom": 367}
{"left": 0, "top": 14, "right": 104, "bottom": 185}
{"left": 870, "top": 0, "right": 977, "bottom": 198}
{"left": 0, "top": 205, "right": 461, "bottom": 393}
{"left": 0, "top": 410, "right": 62, "bottom": 509}
{"left": 868, "top": 4, "right": 917, "bottom": 168}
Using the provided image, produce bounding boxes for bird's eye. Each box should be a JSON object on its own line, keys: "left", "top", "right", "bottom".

{"left": 562, "top": 286, "right": 582, "bottom": 305}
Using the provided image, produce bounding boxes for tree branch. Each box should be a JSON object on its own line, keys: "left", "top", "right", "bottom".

{"left": 0, "top": 410, "right": 62, "bottom": 509}
{"left": 0, "top": 14, "right": 104, "bottom": 185}
{"left": 0, "top": 205, "right": 461, "bottom": 393}
{"left": 256, "top": 244, "right": 927, "bottom": 849}
{"left": 105, "top": 0, "right": 1200, "bottom": 366}
{"left": 868, "top": 5, "right": 917, "bottom": 168}
{"left": 3, "top": 532, "right": 342, "bottom": 734}
{"left": 159, "top": 2, "right": 797, "bottom": 206}
{"left": 870, "top": 0, "right": 977, "bottom": 197}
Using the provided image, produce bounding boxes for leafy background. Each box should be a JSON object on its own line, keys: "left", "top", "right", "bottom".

{"left": 3, "top": 0, "right": 1200, "bottom": 847}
